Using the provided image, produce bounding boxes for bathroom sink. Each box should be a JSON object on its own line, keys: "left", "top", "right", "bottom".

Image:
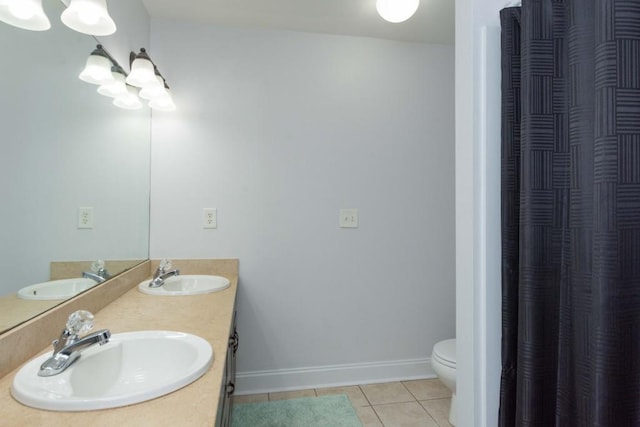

{"left": 11, "top": 330, "right": 213, "bottom": 411}
{"left": 17, "top": 278, "right": 99, "bottom": 300}
{"left": 137, "top": 275, "right": 230, "bottom": 296}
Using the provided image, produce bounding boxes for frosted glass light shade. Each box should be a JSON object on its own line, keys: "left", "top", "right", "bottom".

{"left": 0, "top": 0, "right": 50, "bottom": 31}
{"left": 113, "top": 85, "right": 142, "bottom": 110}
{"left": 149, "top": 90, "right": 176, "bottom": 112}
{"left": 61, "top": 0, "right": 116, "bottom": 36}
{"left": 79, "top": 51, "right": 114, "bottom": 85}
{"left": 138, "top": 76, "right": 166, "bottom": 100}
{"left": 376, "top": 0, "right": 419, "bottom": 23}
{"left": 97, "top": 70, "right": 127, "bottom": 97}
{"left": 126, "top": 50, "right": 156, "bottom": 88}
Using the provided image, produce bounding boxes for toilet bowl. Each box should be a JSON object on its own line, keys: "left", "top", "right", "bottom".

{"left": 432, "top": 338, "right": 456, "bottom": 425}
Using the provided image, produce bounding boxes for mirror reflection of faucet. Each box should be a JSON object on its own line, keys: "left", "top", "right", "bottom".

{"left": 82, "top": 259, "right": 110, "bottom": 283}
{"left": 149, "top": 259, "right": 180, "bottom": 288}
{"left": 38, "top": 310, "right": 110, "bottom": 377}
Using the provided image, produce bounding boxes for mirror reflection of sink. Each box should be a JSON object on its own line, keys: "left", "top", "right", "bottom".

{"left": 137, "top": 275, "right": 230, "bottom": 296}
{"left": 17, "top": 278, "right": 99, "bottom": 301}
{"left": 11, "top": 330, "right": 213, "bottom": 411}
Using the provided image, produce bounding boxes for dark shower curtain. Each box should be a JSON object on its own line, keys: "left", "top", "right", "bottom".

{"left": 500, "top": 1, "right": 640, "bottom": 426}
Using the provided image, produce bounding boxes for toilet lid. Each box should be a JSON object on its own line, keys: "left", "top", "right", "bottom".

{"left": 433, "top": 339, "right": 456, "bottom": 366}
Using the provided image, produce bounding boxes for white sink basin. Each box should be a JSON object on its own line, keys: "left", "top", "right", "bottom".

{"left": 137, "top": 275, "right": 230, "bottom": 296}
{"left": 17, "top": 278, "right": 99, "bottom": 300}
{"left": 11, "top": 330, "right": 213, "bottom": 411}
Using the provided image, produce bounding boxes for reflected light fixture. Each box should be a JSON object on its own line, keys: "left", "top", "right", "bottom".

{"left": 97, "top": 65, "right": 127, "bottom": 98}
{"left": 138, "top": 75, "right": 166, "bottom": 100}
{"left": 148, "top": 85, "right": 176, "bottom": 112}
{"left": 79, "top": 44, "right": 115, "bottom": 85}
{"left": 376, "top": 0, "right": 420, "bottom": 23}
{"left": 113, "top": 85, "right": 143, "bottom": 110}
{"left": 126, "top": 48, "right": 156, "bottom": 88}
{"left": 0, "top": 0, "right": 50, "bottom": 31}
{"left": 79, "top": 45, "right": 175, "bottom": 111}
{"left": 61, "top": 0, "right": 116, "bottom": 36}
{"left": 138, "top": 72, "right": 176, "bottom": 111}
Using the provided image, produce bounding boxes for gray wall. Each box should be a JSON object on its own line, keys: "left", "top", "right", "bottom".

{"left": 149, "top": 20, "right": 455, "bottom": 392}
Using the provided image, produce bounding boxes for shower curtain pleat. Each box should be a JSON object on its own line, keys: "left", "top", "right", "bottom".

{"left": 500, "top": 1, "right": 640, "bottom": 426}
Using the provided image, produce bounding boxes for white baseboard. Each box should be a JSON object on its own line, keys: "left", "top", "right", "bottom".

{"left": 235, "top": 357, "right": 436, "bottom": 395}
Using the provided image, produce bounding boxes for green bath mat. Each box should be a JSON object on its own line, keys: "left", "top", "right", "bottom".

{"left": 232, "top": 394, "right": 362, "bottom": 427}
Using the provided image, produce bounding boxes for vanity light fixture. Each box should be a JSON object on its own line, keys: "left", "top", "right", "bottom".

{"left": 127, "top": 48, "right": 176, "bottom": 111}
{"left": 126, "top": 48, "right": 156, "bottom": 88}
{"left": 78, "top": 44, "right": 114, "bottom": 85}
{"left": 139, "top": 72, "right": 176, "bottom": 111}
{"left": 0, "top": 0, "right": 115, "bottom": 35}
{"left": 376, "top": 0, "right": 419, "bottom": 23}
{"left": 148, "top": 84, "right": 176, "bottom": 112}
{"left": 79, "top": 45, "right": 175, "bottom": 111}
{"left": 97, "top": 65, "right": 127, "bottom": 98}
{"left": 60, "top": 0, "right": 116, "bottom": 36}
{"left": 138, "top": 75, "right": 166, "bottom": 100}
{"left": 113, "top": 85, "right": 143, "bottom": 110}
{"left": 0, "top": 0, "right": 51, "bottom": 31}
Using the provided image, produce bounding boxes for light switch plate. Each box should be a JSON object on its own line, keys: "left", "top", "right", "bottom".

{"left": 340, "top": 208, "right": 358, "bottom": 228}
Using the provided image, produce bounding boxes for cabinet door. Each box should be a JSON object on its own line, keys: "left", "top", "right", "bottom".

{"left": 216, "top": 378, "right": 227, "bottom": 427}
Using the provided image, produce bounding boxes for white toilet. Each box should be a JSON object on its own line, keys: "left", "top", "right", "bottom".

{"left": 432, "top": 339, "right": 456, "bottom": 425}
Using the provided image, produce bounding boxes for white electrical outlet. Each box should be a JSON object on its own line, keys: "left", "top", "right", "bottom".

{"left": 78, "top": 207, "right": 94, "bottom": 229}
{"left": 339, "top": 208, "right": 358, "bottom": 228}
{"left": 203, "top": 208, "right": 217, "bottom": 229}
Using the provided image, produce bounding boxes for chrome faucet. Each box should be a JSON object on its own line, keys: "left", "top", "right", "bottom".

{"left": 82, "top": 271, "right": 107, "bottom": 283}
{"left": 82, "top": 259, "right": 110, "bottom": 283}
{"left": 148, "top": 259, "right": 180, "bottom": 288}
{"left": 38, "top": 310, "right": 110, "bottom": 377}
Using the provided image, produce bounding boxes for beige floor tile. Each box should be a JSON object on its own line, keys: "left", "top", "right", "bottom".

{"left": 233, "top": 393, "right": 269, "bottom": 404}
{"left": 420, "top": 398, "right": 453, "bottom": 427}
{"left": 361, "top": 382, "right": 415, "bottom": 405}
{"left": 403, "top": 379, "right": 451, "bottom": 400}
{"left": 355, "top": 406, "right": 384, "bottom": 427}
{"left": 315, "top": 385, "right": 370, "bottom": 407}
{"left": 374, "top": 401, "right": 439, "bottom": 427}
{"left": 268, "top": 389, "right": 316, "bottom": 401}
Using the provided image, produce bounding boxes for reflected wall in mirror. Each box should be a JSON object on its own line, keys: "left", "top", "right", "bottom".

{"left": 0, "top": 0, "right": 151, "bottom": 334}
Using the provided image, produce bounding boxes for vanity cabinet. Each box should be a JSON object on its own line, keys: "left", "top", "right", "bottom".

{"left": 217, "top": 310, "right": 238, "bottom": 427}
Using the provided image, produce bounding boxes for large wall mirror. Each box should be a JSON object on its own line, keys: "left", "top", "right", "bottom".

{"left": 0, "top": 1, "right": 151, "bottom": 334}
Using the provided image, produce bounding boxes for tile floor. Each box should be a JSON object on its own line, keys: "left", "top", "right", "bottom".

{"left": 233, "top": 379, "right": 454, "bottom": 427}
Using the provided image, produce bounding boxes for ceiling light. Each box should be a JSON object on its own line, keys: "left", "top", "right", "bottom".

{"left": 61, "top": 0, "right": 116, "bottom": 36}
{"left": 126, "top": 49, "right": 156, "bottom": 88}
{"left": 0, "top": 0, "right": 50, "bottom": 31}
{"left": 376, "top": 0, "right": 419, "bottom": 23}
{"left": 79, "top": 45, "right": 115, "bottom": 85}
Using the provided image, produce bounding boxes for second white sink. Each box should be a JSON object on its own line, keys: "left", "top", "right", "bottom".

{"left": 11, "top": 330, "right": 213, "bottom": 411}
{"left": 17, "top": 278, "right": 99, "bottom": 300}
{"left": 138, "top": 275, "right": 230, "bottom": 296}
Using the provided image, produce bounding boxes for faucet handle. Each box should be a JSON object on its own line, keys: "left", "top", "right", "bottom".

{"left": 66, "top": 310, "right": 94, "bottom": 336}
{"left": 91, "top": 259, "right": 104, "bottom": 273}
{"left": 91, "top": 259, "right": 105, "bottom": 273}
{"left": 158, "top": 259, "right": 173, "bottom": 272}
